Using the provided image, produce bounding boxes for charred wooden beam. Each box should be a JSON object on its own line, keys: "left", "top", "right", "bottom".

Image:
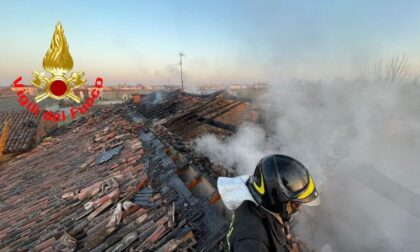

{"left": 200, "top": 118, "right": 237, "bottom": 132}
{"left": 168, "top": 100, "right": 237, "bottom": 132}
{"left": 175, "top": 101, "right": 243, "bottom": 134}
{"left": 164, "top": 95, "right": 224, "bottom": 127}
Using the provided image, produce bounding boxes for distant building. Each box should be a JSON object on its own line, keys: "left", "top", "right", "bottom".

{"left": 0, "top": 87, "right": 14, "bottom": 97}
{"left": 197, "top": 82, "right": 269, "bottom": 95}
{"left": 198, "top": 84, "right": 226, "bottom": 94}
{"left": 0, "top": 86, "right": 38, "bottom": 97}
{"left": 229, "top": 84, "right": 243, "bottom": 90}
{"left": 144, "top": 85, "right": 178, "bottom": 92}
{"left": 10, "top": 85, "right": 38, "bottom": 96}
{"left": 228, "top": 83, "right": 268, "bottom": 91}
{"left": 91, "top": 85, "right": 147, "bottom": 101}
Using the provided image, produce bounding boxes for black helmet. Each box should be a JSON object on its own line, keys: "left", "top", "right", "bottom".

{"left": 247, "top": 154, "right": 319, "bottom": 218}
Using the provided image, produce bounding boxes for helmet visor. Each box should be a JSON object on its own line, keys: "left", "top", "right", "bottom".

{"left": 300, "top": 194, "right": 320, "bottom": 206}
{"left": 291, "top": 175, "right": 320, "bottom": 206}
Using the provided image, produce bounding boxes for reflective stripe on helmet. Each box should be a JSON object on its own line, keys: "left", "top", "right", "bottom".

{"left": 253, "top": 172, "right": 265, "bottom": 195}
{"left": 297, "top": 176, "right": 315, "bottom": 200}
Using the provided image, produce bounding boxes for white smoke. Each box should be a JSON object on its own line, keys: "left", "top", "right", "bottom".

{"left": 194, "top": 77, "right": 420, "bottom": 251}
{"left": 194, "top": 123, "right": 268, "bottom": 173}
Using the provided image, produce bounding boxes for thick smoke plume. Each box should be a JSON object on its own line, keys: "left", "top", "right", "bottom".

{"left": 195, "top": 75, "right": 420, "bottom": 251}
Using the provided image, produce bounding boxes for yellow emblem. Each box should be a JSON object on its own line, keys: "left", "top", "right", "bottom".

{"left": 32, "top": 22, "right": 86, "bottom": 103}
{"left": 253, "top": 173, "right": 265, "bottom": 195}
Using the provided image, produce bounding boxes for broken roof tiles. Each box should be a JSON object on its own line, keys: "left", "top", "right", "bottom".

{"left": 0, "top": 104, "right": 228, "bottom": 251}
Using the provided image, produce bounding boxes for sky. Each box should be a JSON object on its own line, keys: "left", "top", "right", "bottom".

{"left": 1, "top": 0, "right": 420, "bottom": 86}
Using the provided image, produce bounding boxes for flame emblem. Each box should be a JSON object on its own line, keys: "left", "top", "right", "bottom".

{"left": 32, "top": 22, "right": 86, "bottom": 103}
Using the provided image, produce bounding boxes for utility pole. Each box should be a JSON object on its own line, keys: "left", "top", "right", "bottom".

{"left": 179, "top": 52, "right": 185, "bottom": 90}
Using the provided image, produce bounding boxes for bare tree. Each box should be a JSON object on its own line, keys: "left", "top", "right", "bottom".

{"left": 385, "top": 55, "right": 411, "bottom": 82}
{"left": 361, "top": 54, "right": 414, "bottom": 84}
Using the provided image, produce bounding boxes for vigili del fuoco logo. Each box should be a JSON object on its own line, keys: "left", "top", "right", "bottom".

{"left": 12, "top": 22, "right": 104, "bottom": 122}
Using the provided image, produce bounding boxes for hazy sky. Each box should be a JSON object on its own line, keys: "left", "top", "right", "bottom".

{"left": 1, "top": 0, "right": 420, "bottom": 86}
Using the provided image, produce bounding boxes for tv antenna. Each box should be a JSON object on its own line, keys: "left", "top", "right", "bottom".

{"left": 179, "top": 52, "right": 185, "bottom": 90}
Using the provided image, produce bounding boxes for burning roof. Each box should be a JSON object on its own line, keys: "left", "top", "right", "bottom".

{"left": 0, "top": 90, "right": 253, "bottom": 251}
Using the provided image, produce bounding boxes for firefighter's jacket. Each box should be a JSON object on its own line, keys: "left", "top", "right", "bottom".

{"left": 218, "top": 175, "right": 291, "bottom": 252}
{"left": 226, "top": 200, "right": 291, "bottom": 252}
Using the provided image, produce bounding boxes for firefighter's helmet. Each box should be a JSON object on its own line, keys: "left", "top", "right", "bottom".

{"left": 248, "top": 154, "right": 319, "bottom": 218}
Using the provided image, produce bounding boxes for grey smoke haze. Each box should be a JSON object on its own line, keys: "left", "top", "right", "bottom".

{"left": 152, "top": 92, "right": 163, "bottom": 105}
{"left": 195, "top": 76, "right": 420, "bottom": 251}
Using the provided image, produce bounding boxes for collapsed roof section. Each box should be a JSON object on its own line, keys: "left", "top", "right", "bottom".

{"left": 136, "top": 90, "right": 252, "bottom": 139}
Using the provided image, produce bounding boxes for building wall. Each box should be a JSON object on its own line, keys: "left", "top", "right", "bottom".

{"left": 10, "top": 86, "right": 38, "bottom": 96}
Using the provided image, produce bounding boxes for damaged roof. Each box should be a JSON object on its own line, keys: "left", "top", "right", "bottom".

{"left": 136, "top": 90, "right": 251, "bottom": 139}
{"left": 0, "top": 104, "right": 228, "bottom": 251}
{"left": 0, "top": 111, "right": 41, "bottom": 154}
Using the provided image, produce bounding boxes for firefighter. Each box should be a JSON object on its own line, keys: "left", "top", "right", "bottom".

{"left": 217, "top": 154, "right": 319, "bottom": 252}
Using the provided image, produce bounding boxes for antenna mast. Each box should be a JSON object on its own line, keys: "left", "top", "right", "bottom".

{"left": 179, "top": 52, "right": 185, "bottom": 90}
